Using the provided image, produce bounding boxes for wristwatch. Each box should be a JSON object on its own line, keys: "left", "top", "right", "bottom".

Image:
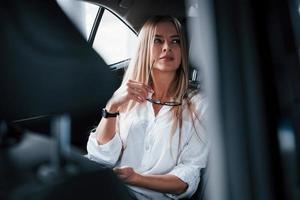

{"left": 102, "top": 108, "right": 119, "bottom": 118}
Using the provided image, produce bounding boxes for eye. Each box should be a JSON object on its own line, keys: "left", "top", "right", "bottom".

{"left": 172, "top": 39, "right": 180, "bottom": 44}
{"left": 154, "top": 38, "right": 163, "bottom": 44}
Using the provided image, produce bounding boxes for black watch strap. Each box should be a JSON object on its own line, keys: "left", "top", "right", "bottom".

{"left": 102, "top": 108, "right": 119, "bottom": 118}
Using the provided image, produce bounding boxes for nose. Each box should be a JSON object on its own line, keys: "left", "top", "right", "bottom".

{"left": 162, "top": 41, "right": 171, "bottom": 52}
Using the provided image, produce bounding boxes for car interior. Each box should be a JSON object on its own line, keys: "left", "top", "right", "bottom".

{"left": 1, "top": 0, "right": 300, "bottom": 200}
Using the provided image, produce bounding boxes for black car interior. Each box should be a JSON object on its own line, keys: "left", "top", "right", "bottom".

{"left": 1, "top": 0, "right": 300, "bottom": 200}
{"left": 0, "top": 1, "right": 128, "bottom": 199}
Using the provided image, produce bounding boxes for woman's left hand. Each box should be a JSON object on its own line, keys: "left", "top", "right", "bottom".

{"left": 113, "top": 166, "right": 139, "bottom": 185}
{"left": 113, "top": 166, "right": 188, "bottom": 194}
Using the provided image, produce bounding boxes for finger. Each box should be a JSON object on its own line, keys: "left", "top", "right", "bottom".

{"left": 127, "top": 86, "right": 147, "bottom": 101}
{"left": 113, "top": 167, "right": 120, "bottom": 174}
{"left": 128, "top": 85, "right": 149, "bottom": 98}
{"left": 128, "top": 79, "right": 141, "bottom": 84}
{"left": 126, "top": 81, "right": 145, "bottom": 95}
{"left": 118, "top": 174, "right": 129, "bottom": 181}
{"left": 113, "top": 167, "right": 126, "bottom": 174}
{"left": 113, "top": 167, "right": 118, "bottom": 171}
{"left": 127, "top": 81, "right": 153, "bottom": 94}
{"left": 130, "top": 93, "right": 144, "bottom": 103}
{"left": 129, "top": 89, "right": 147, "bottom": 100}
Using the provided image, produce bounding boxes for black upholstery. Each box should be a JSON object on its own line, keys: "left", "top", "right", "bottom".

{"left": 0, "top": 0, "right": 119, "bottom": 121}
{"left": 0, "top": 132, "right": 132, "bottom": 200}
{"left": 0, "top": 1, "right": 129, "bottom": 199}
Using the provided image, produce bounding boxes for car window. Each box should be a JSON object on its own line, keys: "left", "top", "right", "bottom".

{"left": 92, "top": 10, "right": 138, "bottom": 65}
{"left": 57, "top": 1, "right": 137, "bottom": 65}
{"left": 57, "top": 0, "right": 98, "bottom": 40}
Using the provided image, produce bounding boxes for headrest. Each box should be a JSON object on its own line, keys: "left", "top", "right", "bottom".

{"left": 0, "top": 1, "right": 119, "bottom": 120}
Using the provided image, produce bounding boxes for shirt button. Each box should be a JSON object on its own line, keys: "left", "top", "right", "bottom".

{"left": 142, "top": 122, "right": 147, "bottom": 128}
{"left": 145, "top": 145, "right": 149, "bottom": 151}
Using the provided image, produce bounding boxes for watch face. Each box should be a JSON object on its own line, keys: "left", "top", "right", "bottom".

{"left": 102, "top": 109, "right": 119, "bottom": 118}
{"left": 102, "top": 109, "right": 108, "bottom": 118}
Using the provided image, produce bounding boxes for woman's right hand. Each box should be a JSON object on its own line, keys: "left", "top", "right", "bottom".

{"left": 106, "top": 79, "right": 153, "bottom": 112}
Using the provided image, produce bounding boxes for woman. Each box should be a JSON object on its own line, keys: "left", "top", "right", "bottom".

{"left": 86, "top": 15, "right": 208, "bottom": 200}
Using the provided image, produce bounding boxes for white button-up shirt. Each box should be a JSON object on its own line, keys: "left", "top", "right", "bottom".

{"left": 86, "top": 93, "right": 209, "bottom": 200}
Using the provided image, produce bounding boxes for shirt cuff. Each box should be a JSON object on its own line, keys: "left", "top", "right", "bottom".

{"left": 86, "top": 131, "right": 122, "bottom": 167}
{"left": 167, "top": 164, "right": 201, "bottom": 199}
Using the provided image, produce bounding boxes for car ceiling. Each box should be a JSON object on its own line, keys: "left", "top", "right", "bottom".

{"left": 86, "top": 0, "right": 187, "bottom": 32}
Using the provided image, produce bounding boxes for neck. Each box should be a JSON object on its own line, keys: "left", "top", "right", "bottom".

{"left": 151, "top": 69, "right": 176, "bottom": 100}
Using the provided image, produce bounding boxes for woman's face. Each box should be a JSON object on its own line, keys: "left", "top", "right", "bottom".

{"left": 151, "top": 21, "right": 182, "bottom": 73}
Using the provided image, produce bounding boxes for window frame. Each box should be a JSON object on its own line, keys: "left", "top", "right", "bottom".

{"left": 86, "top": 3, "right": 138, "bottom": 53}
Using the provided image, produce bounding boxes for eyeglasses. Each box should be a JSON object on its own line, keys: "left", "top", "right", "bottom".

{"left": 146, "top": 60, "right": 182, "bottom": 107}
{"left": 146, "top": 98, "right": 182, "bottom": 106}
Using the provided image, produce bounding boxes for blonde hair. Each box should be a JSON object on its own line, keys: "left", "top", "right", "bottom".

{"left": 121, "top": 15, "right": 188, "bottom": 111}
{"left": 120, "top": 15, "right": 200, "bottom": 161}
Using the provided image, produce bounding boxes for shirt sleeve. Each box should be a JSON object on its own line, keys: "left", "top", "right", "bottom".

{"left": 86, "top": 130, "right": 123, "bottom": 167}
{"left": 167, "top": 134, "right": 209, "bottom": 199}
{"left": 167, "top": 94, "right": 209, "bottom": 199}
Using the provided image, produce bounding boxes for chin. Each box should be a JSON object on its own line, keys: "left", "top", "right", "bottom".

{"left": 156, "top": 63, "right": 180, "bottom": 71}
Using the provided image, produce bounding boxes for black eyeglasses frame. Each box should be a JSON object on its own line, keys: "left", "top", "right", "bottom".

{"left": 146, "top": 60, "right": 182, "bottom": 107}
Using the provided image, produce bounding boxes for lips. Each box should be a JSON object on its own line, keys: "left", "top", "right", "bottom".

{"left": 160, "top": 55, "right": 174, "bottom": 61}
